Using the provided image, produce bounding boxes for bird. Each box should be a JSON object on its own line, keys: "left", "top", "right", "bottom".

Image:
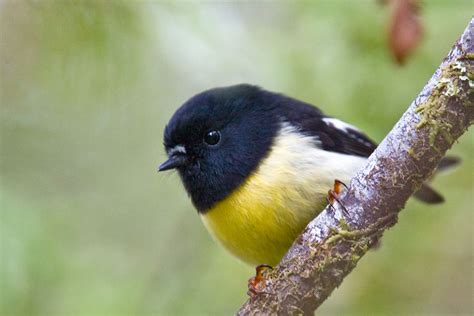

{"left": 158, "top": 84, "right": 455, "bottom": 267}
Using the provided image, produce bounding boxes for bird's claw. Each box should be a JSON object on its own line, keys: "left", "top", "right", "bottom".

{"left": 247, "top": 264, "right": 273, "bottom": 297}
{"left": 326, "top": 179, "right": 349, "bottom": 216}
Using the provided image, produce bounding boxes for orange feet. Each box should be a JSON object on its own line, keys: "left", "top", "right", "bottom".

{"left": 327, "top": 179, "right": 349, "bottom": 216}
{"left": 247, "top": 264, "right": 273, "bottom": 296}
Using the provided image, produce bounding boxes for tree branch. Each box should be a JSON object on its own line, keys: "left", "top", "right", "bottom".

{"left": 238, "top": 18, "right": 473, "bottom": 315}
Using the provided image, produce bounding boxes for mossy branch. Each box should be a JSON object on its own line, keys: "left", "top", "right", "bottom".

{"left": 237, "top": 18, "right": 473, "bottom": 315}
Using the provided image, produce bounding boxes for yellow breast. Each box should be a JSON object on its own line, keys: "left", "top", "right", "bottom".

{"left": 200, "top": 124, "right": 366, "bottom": 266}
{"left": 201, "top": 172, "right": 326, "bottom": 266}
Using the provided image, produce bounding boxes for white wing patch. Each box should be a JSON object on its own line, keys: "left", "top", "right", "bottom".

{"left": 322, "top": 117, "right": 360, "bottom": 133}
{"left": 322, "top": 117, "right": 373, "bottom": 148}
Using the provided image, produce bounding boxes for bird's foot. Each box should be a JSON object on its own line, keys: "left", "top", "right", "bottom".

{"left": 247, "top": 264, "right": 273, "bottom": 297}
{"left": 327, "top": 179, "right": 349, "bottom": 216}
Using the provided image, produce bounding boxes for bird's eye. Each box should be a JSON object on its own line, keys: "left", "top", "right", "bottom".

{"left": 204, "top": 130, "right": 220, "bottom": 146}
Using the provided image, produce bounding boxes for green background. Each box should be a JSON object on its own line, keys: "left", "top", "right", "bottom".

{"left": 1, "top": 1, "right": 472, "bottom": 315}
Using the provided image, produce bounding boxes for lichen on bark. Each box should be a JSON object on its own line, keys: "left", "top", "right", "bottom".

{"left": 415, "top": 54, "right": 473, "bottom": 147}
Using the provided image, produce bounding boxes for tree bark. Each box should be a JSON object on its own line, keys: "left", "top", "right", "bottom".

{"left": 237, "top": 18, "right": 473, "bottom": 316}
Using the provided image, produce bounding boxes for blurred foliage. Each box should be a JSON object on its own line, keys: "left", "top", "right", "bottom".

{"left": 0, "top": 1, "right": 472, "bottom": 315}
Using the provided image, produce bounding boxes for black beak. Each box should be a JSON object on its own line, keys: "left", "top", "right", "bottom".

{"left": 158, "top": 154, "right": 187, "bottom": 172}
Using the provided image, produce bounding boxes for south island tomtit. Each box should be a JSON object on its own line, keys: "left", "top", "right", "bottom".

{"left": 158, "top": 84, "right": 447, "bottom": 266}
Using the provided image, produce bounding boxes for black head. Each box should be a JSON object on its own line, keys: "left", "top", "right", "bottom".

{"left": 159, "top": 84, "right": 281, "bottom": 212}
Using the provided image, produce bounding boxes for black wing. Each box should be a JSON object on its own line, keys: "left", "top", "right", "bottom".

{"left": 314, "top": 116, "right": 377, "bottom": 157}
{"left": 271, "top": 92, "right": 453, "bottom": 205}
{"left": 276, "top": 97, "right": 377, "bottom": 158}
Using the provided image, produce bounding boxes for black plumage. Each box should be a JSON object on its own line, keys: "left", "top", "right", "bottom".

{"left": 164, "top": 85, "right": 279, "bottom": 212}
{"left": 258, "top": 88, "right": 377, "bottom": 157}
{"left": 162, "top": 84, "right": 444, "bottom": 211}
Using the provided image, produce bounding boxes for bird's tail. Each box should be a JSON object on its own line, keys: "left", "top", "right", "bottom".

{"left": 413, "top": 156, "right": 460, "bottom": 204}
